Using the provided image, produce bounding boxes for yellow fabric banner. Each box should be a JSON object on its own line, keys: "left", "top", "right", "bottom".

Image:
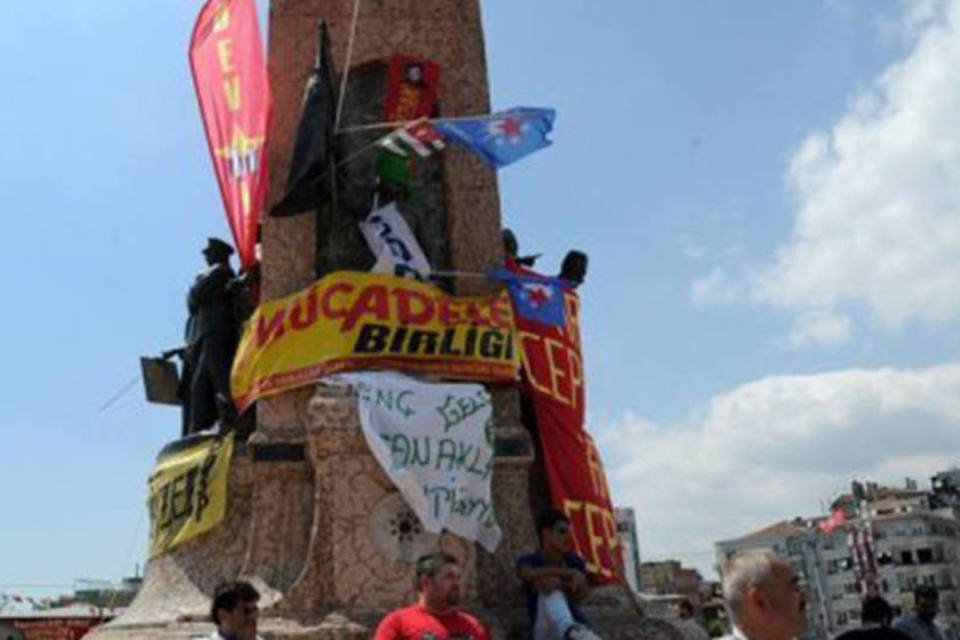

{"left": 231, "top": 271, "right": 519, "bottom": 412}
{"left": 147, "top": 434, "right": 233, "bottom": 558}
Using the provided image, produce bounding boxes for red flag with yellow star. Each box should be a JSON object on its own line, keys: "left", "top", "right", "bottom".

{"left": 190, "top": 0, "right": 271, "bottom": 269}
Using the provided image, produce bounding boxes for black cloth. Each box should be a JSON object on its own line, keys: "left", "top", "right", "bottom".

{"left": 835, "top": 627, "right": 915, "bottom": 640}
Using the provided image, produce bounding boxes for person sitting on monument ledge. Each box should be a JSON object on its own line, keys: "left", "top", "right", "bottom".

{"left": 558, "top": 250, "right": 588, "bottom": 289}
{"left": 373, "top": 552, "right": 491, "bottom": 640}
{"left": 502, "top": 228, "right": 540, "bottom": 269}
{"left": 206, "top": 580, "right": 262, "bottom": 640}
{"left": 517, "top": 508, "right": 602, "bottom": 640}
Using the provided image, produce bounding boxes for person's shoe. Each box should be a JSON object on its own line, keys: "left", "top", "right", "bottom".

{"left": 564, "top": 624, "right": 603, "bottom": 640}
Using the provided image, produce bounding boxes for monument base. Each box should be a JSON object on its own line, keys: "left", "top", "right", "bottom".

{"left": 89, "top": 386, "right": 685, "bottom": 640}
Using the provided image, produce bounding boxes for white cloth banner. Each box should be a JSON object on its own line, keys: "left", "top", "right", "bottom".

{"left": 337, "top": 371, "right": 501, "bottom": 552}
{"left": 359, "top": 203, "right": 432, "bottom": 280}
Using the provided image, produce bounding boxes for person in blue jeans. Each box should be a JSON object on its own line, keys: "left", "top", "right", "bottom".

{"left": 517, "top": 509, "right": 602, "bottom": 640}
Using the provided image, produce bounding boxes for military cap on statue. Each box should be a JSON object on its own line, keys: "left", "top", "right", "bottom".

{"left": 203, "top": 237, "right": 235, "bottom": 257}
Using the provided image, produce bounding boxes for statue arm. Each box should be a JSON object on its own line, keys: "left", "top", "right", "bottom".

{"left": 189, "top": 264, "right": 232, "bottom": 304}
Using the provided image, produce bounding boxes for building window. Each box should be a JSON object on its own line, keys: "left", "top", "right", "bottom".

{"left": 917, "top": 548, "right": 934, "bottom": 564}
{"left": 901, "top": 550, "right": 915, "bottom": 565}
{"left": 898, "top": 575, "right": 918, "bottom": 593}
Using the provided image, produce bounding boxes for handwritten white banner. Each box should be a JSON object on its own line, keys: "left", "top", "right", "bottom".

{"left": 336, "top": 371, "right": 501, "bottom": 552}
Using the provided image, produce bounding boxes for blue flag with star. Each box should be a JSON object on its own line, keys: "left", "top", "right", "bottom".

{"left": 489, "top": 269, "right": 567, "bottom": 326}
{"left": 435, "top": 107, "right": 555, "bottom": 169}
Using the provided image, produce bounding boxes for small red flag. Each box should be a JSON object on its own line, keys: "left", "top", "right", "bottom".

{"left": 383, "top": 55, "right": 440, "bottom": 122}
{"left": 818, "top": 507, "right": 846, "bottom": 534}
{"left": 189, "top": 0, "right": 271, "bottom": 269}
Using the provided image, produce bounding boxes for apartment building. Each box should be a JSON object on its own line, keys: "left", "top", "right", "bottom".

{"left": 639, "top": 559, "right": 704, "bottom": 604}
{"left": 823, "top": 487, "right": 960, "bottom": 632}
{"left": 714, "top": 474, "right": 960, "bottom": 637}
{"left": 615, "top": 507, "right": 642, "bottom": 592}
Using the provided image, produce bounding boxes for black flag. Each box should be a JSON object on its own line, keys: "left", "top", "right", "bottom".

{"left": 270, "top": 21, "right": 338, "bottom": 217}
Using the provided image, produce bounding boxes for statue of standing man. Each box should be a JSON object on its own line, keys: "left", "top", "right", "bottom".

{"left": 183, "top": 237, "right": 238, "bottom": 435}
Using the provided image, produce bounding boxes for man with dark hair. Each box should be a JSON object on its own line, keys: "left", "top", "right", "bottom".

{"left": 517, "top": 509, "right": 600, "bottom": 640}
{"left": 894, "top": 586, "right": 945, "bottom": 640}
{"left": 675, "top": 599, "right": 709, "bottom": 640}
{"left": 374, "top": 552, "right": 490, "bottom": 640}
{"left": 209, "top": 581, "right": 261, "bottom": 640}
{"left": 835, "top": 596, "right": 911, "bottom": 640}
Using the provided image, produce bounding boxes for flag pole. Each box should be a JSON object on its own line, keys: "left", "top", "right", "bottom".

{"left": 333, "top": 0, "right": 362, "bottom": 132}
{"left": 428, "top": 270, "right": 490, "bottom": 280}
{"left": 338, "top": 112, "right": 507, "bottom": 134}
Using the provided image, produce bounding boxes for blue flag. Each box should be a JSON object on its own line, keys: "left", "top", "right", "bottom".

{"left": 435, "top": 107, "right": 555, "bottom": 169}
{"left": 490, "top": 269, "right": 567, "bottom": 326}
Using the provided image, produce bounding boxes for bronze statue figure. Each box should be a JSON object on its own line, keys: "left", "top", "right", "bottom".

{"left": 184, "top": 237, "right": 239, "bottom": 435}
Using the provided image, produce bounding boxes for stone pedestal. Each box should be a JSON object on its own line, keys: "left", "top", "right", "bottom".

{"left": 90, "top": 2, "right": 684, "bottom": 639}
{"left": 92, "top": 383, "right": 539, "bottom": 640}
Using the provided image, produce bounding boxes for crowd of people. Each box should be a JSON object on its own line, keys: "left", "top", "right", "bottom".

{"left": 200, "top": 508, "right": 602, "bottom": 640}
{"left": 197, "top": 518, "right": 954, "bottom": 640}
{"left": 718, "top": 550, "right": 952, "bottom": 640}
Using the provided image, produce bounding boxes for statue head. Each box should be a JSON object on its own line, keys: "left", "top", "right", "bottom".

{"left": 203, "top": 237, "right": 234, "bottom": 266}
{"left": 560, "top": 250, "right": 588, "bottom": 288}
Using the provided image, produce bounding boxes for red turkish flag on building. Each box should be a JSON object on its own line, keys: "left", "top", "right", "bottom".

{"left": 818, "top": 507, "right": 846, "bottom": 534}
{"left": 190, "top": 0, "right": 271, "bottom": 269}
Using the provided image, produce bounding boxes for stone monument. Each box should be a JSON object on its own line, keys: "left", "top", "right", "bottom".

{"left": 90, "top": 2, "right": 682, "bottom": 639}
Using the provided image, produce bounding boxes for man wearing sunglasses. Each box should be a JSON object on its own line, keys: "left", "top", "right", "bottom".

{"left": 208, "top": 581, "right": 262, "bottom": 640}
{"left": 517, "top": 509, "right": 602, "bottom": 640}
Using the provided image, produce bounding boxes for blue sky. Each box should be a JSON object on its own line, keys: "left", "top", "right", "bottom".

{"left": 4, "top": 0, "right": 960, "bottom": 597}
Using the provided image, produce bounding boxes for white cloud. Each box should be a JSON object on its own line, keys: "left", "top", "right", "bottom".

{"left": 787, "top": 310, "right": 852, "bottom": 347}
{"left": 875, "top": 0, "right": 947, "bottom": 46}
{"left": 699, "top": 2, "right": 960, "bottom": 339}
{"left": 598, "top": 363, "right": 960, "bottom": 579}
{"left": 691, "top": 267, "right": 741, "bottom": 305}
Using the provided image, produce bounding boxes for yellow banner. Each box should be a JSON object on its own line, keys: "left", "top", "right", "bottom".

{"left": 231, "top": 271, "right": 519, "bottom": 412}
{"left": 147, "top": 434, "right": 233, "bottom": 558}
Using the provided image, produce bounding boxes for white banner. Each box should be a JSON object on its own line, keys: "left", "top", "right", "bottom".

{"left": 337, "top": 371, "right": 501, "bottom": 552}
{"left": 360, "top": 203, "right": 432, "bottom": 280}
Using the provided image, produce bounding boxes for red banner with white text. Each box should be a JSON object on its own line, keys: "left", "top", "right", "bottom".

{"left": 514, "top": 273, "right": 623, "bottom": 584}
{"left": 190, "top": 0, "right": 271, "bottom": 269}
